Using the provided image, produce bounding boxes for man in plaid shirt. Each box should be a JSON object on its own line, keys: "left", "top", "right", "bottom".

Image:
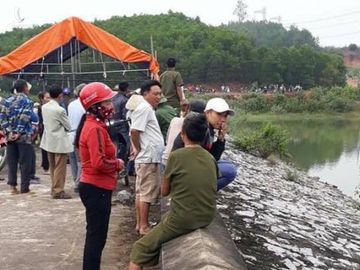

{"left": 0, "top": 79, "right": 34, "bottom": 194}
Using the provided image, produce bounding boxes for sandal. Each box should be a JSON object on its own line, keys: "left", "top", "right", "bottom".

{"left": 10, "top": 186, "right": 19, "bottom": 195}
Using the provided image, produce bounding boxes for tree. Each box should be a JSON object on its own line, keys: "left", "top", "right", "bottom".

{"left": 349, "top": 43, "right": 358, "bottom": 51}
{"left": 0, "top": 12, "right": 346, "bottom": 89}
{"left": 233, "top": 0, "right": 248, "bottom": 22}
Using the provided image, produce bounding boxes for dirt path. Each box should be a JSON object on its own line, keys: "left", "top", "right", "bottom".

{"left": 0, "top": 147, "right": 138, "bottom": 270}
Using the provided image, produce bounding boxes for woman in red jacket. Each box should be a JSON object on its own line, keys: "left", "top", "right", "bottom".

{"left": 75, "top": 82, "right": 124, "bottom": 270}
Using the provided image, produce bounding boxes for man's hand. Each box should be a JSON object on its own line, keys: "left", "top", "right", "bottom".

{"left": 129, "top": 148, "right": 139, "bottom": 161}
{"left": 218, "top": 122, "right": 228, "bottom": 141}
{"left": 130, "top": 129, "right": 141, "bottom": 160}
{"left": 117, "top": 159, "right": 125, "bottom": 171}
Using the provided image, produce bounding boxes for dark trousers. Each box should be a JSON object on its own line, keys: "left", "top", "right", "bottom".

{"left": 29, "top": 145, "right": 36, "bottom": 178}
{"left": 7, "top": 142, "right": 33, "bottom": 192}
{"left": 116, "top": 129, "right": 130, "bottom": 162}
{"left": 41, "top": 148, "right": 49, "bottom": 171}
{"left": 79, "top": 182, "right": 112, "bottom": 270}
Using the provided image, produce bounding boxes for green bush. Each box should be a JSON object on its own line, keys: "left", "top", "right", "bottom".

{"left": 239, "top": 94, "right": 269, "bottom": 112}
{"left": 325, "top": 97, "right": 354, "bottom": 112}
{"left": 270, "top": 105, "right": 286, "bottom": 114}
{"left": 233, "top": 123, "right": 289, "bottom": 159}
{"left": 328, "top": 86, "right": 360, "bottom": 100}
{"left": 283, "top": 168, "right": 300, "bottom": 182}
{"left": 304, "top": 99, "right": 322, "bottom": 112}
{"left": 284, "top": 98, "right": 306, "bottom": 113}
{"left": 234, "top": 86, "right": 360, "bottom": 113}
{"left": 273, "top": 94, "right": 287, "bottom": 106}
{"left": 310, "top": 87, "right": 326, "bottom": 100}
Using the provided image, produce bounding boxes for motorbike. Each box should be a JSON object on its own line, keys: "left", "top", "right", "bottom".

{"left": 0, "top": 130, "right": 7, "bottom": 171}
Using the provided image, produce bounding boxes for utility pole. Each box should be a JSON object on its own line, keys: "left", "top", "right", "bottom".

{"left": 254, "top": 7, "right": 267, "bottom": 21}
{"left": 269, "top": 16, "right": 282, "bottom": 23}
{"left": 150, "top": 35, "right": 154, "bottom": 57}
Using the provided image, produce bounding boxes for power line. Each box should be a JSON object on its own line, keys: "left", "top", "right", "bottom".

{"left": 309, "top": 19, "right": 360, "bottom": 31}
{"left": 283, "top": 9, "right": 360, "bottom": 26}
{"left": 319, "top": 29, "right": 360, "bottom": 39}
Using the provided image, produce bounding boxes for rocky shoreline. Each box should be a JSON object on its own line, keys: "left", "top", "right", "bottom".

{"left": 217, "top": 147, "right": 360, "bottom": 270}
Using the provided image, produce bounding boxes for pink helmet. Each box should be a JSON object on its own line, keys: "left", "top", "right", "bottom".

{"left": 79, "top": 82, "right": 117, "bottom": 110}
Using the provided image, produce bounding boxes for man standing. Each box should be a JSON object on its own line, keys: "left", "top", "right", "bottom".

{"left": 130, "top": 80, "right": 164, "bottom": 235}
{"left": 110, "top": 81, "right": 130, "bottom": 163}
{"left": 0, "top": 79, "right": 34, "bottom": 194}
{"left": 160, "top": 58, "right": 185, "bottom": 113}
{"left": 40, "top": 85, "right": 73, "bottom": 199}
{"left": 68, "top": 83, "right": 86, "bottom": 193}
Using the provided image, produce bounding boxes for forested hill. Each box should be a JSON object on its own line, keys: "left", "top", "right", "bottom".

{"left": 0, "top": 12, "right": 345, "bottom": 88}
{"left": 226, "top": 21, "right": 318, "bottom": 49}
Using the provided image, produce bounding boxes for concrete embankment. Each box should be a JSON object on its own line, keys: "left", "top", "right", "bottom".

{"left": 218, "top": 147, "right": 360, "bottom": 270}
{"left": 161, "top": 210, "right": 247, "bottom": 270}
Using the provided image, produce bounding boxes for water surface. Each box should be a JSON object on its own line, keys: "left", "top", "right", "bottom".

{"left": 238, "top": 118, "right": 360, "bottom": 196}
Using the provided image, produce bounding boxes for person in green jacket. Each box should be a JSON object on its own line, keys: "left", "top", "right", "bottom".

{"left": 155, "top": 96, "right": 177, "bottom": 141}
{"left": 159, "top": 58, "right": 185, "bottom": 112}
{"left": 128, "top": 112, "right": 218, "bottom": 270}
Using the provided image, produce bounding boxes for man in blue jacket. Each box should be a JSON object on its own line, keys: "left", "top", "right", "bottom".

{"left": 0, "top": 79, "right": 34, "bottom": 194}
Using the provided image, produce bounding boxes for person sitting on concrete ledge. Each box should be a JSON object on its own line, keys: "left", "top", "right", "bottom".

{"left": 172, "top": 97, "right": 237, "bottom": 190}
{"left": 128, "top": 113, "right": 218, "bottom": 270}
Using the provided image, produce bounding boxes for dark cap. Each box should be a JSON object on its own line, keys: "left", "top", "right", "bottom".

{"left": 189, "top": 100, "right": 206, "bottom": 113}
{"left": 117, "top": 81, "right": 129, "bottom": 92}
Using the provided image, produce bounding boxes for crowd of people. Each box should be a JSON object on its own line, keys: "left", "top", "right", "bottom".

{"left": 253, "top": 83, "right": 303, "bottom": 93}
{"left": 0, "top": 58, "right": 238, "bottom": 270}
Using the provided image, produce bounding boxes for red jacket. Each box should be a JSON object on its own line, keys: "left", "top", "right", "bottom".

{"left": 79, "top": 115, "right": 121, "bottom": 190}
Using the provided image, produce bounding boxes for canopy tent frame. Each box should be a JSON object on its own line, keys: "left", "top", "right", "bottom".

{"left": 7, "top": 42, "right": 152, "bottom": 89}
{"left": 6, "top": 47, "right": 152, "bottom": 89}
{"left": 0, "top": 17, "right": 159, "bottom": 90}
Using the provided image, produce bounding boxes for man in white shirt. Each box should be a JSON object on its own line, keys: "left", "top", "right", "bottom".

{"left": 67, "top": 83, "right": 86, "bottom": 192}
{"left": 130, "top": 80, "right": 164, "bottom": 235}
{"left": 40, "top": 85, "right": 73, "bottom": 199}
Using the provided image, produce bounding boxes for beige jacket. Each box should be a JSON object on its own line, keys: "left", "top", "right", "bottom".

{"left": 40, "top": 99, "right": 73, "bottom": 153}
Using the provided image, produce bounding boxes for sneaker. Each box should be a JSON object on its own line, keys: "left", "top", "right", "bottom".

{"left": 30, "top": 176, "right": 40, "bottom": 180}
{"left": 30, "top": 179, "right": 41, "bottom": 185}
{"left": 52, "top": 192, "right": 72, "bottom": 199}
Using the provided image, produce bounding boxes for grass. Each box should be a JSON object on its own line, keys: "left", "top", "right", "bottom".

{"left": 283, "top": 168, "right": 300, "bottom": 182}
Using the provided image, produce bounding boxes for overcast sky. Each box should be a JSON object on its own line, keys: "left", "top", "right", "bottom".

{"left": 1, "top": 0, "right": 359, "bottom": 47}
